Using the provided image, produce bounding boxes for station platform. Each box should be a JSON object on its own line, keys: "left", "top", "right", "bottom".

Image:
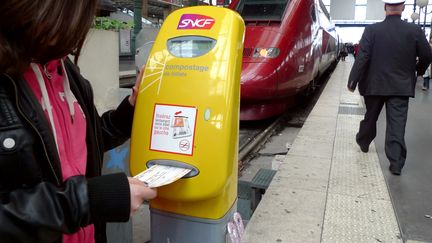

{"left": 241, "top": 57, "right": 432, "bottom": 243}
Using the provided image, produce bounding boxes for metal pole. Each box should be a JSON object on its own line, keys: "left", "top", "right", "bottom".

{"left": 414, "top": 0, "right": 418, "bottom": 23}
{"left": 132, "top": 0, "right": 143, "bottom": 55}
{"left": 424, "top": 5, "right": 428, "bottom": 31}
{"left": 419, "top": 10, "right": 422, "bottom": 25}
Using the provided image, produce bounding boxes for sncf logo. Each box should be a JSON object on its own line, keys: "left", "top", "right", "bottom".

{"left": 177, "top": 14, "right": 215, "bottom": 30}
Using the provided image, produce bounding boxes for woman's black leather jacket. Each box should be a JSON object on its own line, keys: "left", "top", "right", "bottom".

{"left": 0, "top": 59, "right": 134, "bottom": 243}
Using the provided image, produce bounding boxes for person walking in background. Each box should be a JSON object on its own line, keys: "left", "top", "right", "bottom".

{"left": 347, "top": 0, "right": 432, "bottom": 176}
{"left": 0, "top": 1, "right": 156, "bottom": 242}
{"left": 340, "top": 44, "right": 348, "bottom": 61}
{"left": 422, "top": 38, "right": 432, "bottom": 90}
{"left": 353, "top": 43, "right": 360, "bottom": 59}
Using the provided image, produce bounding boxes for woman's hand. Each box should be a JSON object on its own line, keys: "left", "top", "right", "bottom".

{"left": 128, "top": 67, "right": 145, "bottom": 106}
{"left": 128, "top": 177, "right": 157, "bottom": 215}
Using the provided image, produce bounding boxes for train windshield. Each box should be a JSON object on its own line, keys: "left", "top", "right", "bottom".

{"left": 236, "top": 0, "right": 288, "bottom": 21}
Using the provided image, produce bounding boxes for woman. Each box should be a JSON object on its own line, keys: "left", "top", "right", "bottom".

{"left": 0, "top": 1, "right": 156, "bottom": 242}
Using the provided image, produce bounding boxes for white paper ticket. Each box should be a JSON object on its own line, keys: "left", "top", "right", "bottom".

{"left": 134, "top": 164, "right": 191, "bottom": 188}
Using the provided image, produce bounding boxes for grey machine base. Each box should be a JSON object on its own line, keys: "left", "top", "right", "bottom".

{"left": 150, "top": 201, "right": 237, "bottom": 243}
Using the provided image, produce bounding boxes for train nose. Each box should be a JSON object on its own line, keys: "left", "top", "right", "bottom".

{"left": 240, "top": 62, "right": 278, "bottom": 101}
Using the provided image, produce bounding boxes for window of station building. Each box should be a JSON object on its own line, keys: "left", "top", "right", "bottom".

{"left": 400, "top": 1, "right": 432, "bottom": 26}
{"left": 355, "top": 0, "right": 367, "bottom": 21}
{"left": 317, "top": 1, "right": 332, "bottom": 28}
{"left": 321, "top": 0, "right": 330, "bottom": 13}
{"left": 400, "top": 0, "right": 415, "bottom": 21}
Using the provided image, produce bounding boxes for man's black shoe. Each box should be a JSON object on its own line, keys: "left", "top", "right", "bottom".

{"left": 389, "top": 165, "right": 402, "bottom": 176}
{"left": 355, "top": 134, "right": 369, "bottom": 153}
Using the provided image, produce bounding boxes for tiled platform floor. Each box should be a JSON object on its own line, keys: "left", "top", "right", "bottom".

{"left": 242, "top": 57, "right": 404, "bottom": 243}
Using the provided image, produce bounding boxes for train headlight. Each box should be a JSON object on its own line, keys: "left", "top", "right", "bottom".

{"left": 253, "top": 48, "right": 280, "bottom": 58}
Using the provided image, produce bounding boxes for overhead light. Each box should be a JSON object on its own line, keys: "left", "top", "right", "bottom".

{"left": 411, "top": 12, "right": 420, "bottom": 21}
{"left": 417, "top": 0, "right": 429, "bottom": 8}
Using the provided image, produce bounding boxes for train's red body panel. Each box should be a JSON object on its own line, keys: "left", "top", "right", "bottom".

{"left": 228, "top": 0, "right": 339, "bottom": 120}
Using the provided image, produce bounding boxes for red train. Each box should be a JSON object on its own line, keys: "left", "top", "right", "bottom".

{"left": 228, "top": 0, "right": 339, "bottom": 120}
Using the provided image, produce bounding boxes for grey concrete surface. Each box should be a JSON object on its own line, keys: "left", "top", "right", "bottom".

{"left": 242, "top": 58, "right": 401, "bottom": 242}
{"left": 120, "top": 57, "right": 136, "bottom": 72}
{"left": 132, "top": 205, "right": 151, "bottom": 243}
{"left": 375, "top": 79, "right": 432, "bottom": 242}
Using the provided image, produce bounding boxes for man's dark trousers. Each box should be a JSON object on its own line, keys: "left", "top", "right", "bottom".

{"left": 357, "top": 96, "right": 409, "bottom": 169}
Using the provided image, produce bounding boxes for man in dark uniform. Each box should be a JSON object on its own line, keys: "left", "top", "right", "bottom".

{"left": 347, "top": 0, "right": 432, "bottom": 175}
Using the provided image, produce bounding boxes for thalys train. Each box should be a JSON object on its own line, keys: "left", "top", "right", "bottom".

{"left": 228, "top": 0, "right": 339, "bottom": 120}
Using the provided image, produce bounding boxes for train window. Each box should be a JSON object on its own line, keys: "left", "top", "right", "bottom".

{"left": 167, "top": 36, "right": 216, "bottom": 58}
{"left": 236, "top": 0, "right": 289, "bottom": 21}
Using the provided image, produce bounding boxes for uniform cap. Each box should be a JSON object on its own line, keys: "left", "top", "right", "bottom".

{"left": 382, "top": 0, "right": 405, "bottom": 4}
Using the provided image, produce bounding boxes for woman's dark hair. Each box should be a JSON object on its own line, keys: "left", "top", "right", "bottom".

{"left": 0, "top": 1, "right": 99, "bottom": 76}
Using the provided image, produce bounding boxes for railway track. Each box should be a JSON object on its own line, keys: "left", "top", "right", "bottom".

{"left": 238, "top": 116, "right": 287, "bottom": 172}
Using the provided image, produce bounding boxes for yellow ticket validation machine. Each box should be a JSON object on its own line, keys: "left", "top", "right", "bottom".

{"left": 130, "top": 6, "right": 244, "bottom": 243}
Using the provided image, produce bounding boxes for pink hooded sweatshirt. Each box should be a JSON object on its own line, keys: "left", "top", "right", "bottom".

{"left": 24, "top": 59, "right": 94, "bottom": 243}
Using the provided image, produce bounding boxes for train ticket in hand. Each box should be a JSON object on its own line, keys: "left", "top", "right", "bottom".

{"left": 134, "top": 164, "right": 191, "bottom": 188}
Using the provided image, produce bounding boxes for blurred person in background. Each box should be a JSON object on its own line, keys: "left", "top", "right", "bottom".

{"left": 353, "top": 43, "right": 360, "bottom": 59}
{"left": 340, "top": 44, "right": 348, "bottom": 61}
{"left": 422, "top": 38, "right": 432, "bottom": 90}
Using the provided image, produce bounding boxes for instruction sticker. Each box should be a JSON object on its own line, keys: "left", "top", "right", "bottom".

{"left": 150, "top": 104, "right": 197, "bottom": 155}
